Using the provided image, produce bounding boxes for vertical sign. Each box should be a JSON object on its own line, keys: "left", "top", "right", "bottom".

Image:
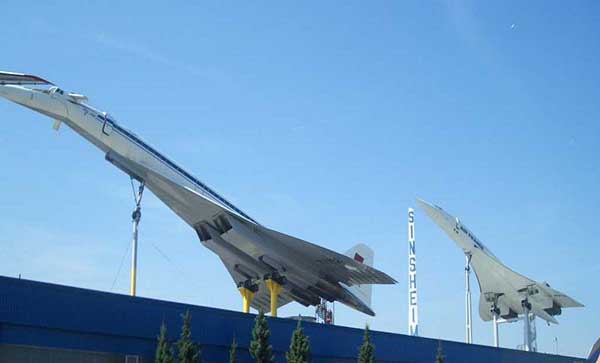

{"left": 408, "top": 208, "right": 419, "bottom": 336}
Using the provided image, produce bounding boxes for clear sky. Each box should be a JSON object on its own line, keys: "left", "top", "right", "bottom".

{"left": 1, "top": 1, "right": 598, "bottom": 358}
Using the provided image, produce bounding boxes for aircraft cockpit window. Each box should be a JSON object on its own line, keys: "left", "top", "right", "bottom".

{"left": 49, "top": 86, "right": 64, "bottom": 95}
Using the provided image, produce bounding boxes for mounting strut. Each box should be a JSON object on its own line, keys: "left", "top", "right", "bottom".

{"left": 130, "top": 178, "right": 145, "bottom": 296}
{"left": 465, "top": 252, "right": 473, "bottom": 344}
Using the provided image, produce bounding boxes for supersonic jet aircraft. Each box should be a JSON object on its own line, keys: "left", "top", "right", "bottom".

{"left": 417, "top": 199, "right": 583, "bottom": 324}
{"left": 0, "top": 71, "right": 396, "bottom": 316}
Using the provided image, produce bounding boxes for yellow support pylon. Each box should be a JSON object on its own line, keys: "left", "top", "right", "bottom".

{"left": 239, "top": 287, "right": 255, "bottom": 313}
{"left": 265, "top": 279, "right": 282, "bottom": 317}
{"left": 130, "top": 266, "right": 137, "bottom": 296}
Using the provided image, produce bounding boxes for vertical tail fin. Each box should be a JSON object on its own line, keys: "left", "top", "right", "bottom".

{"left": 344, "top": 243, "right": 374, "bottom": 308}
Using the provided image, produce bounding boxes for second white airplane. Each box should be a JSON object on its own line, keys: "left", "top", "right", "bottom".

{"left": 417, "top": 199, "right": 583, "bottom": 325}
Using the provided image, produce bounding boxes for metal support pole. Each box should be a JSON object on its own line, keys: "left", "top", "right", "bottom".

{"left": 487, "top": 294, "right": 501, "bottom": 348}
{"left": 130, "top": 180, "right": 145, "bottom": 297}
{"left": 465, "top": 253, "right": 473, "bottom": 344}
{"left": 530, "top": 315, "right": 537, "bottom": 352}
{"left": 492, "top": 311, "right": 499, "bottom": 348}
{"left": 522, "top": 300, "right": 532, "bottom": 352}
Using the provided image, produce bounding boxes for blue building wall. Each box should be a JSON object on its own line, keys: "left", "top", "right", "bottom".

{"left": 0, "top": 276, "right": 586, "bottom": 362}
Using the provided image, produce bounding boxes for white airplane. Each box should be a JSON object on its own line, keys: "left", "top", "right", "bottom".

{"left": 417, "top": 199, "right": 583, "bottom": 325}
{"left": 0, "top": 71, "right": 396, "bottom": 316}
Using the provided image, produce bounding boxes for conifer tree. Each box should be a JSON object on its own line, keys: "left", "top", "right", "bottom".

{"left": 435, "top": 341, "right": 445, "bottom": 363}
{"left": 230, "top": 336, "right": 238, "bottom": 363}
{"left": 155, "top": 321, "right": 174, "bottom": 363}
{"left": 249, "top": 311, "right": 274, "bottom": 363}
{"left": 358, "top": 325, "right": 375, "bottom": 363}
{"left": 286, "top": 320, "right": 310, "bottom": 363}
{"left": 177, "top": 310, "right": 201, "bottom": 363}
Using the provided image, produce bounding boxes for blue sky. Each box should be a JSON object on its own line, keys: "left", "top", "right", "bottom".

{"left": 1, "top": 1, "right": 598, "bottom": 358}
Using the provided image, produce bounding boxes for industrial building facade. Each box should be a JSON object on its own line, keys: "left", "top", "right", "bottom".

{"left": 0, "top": 276, "right": 585, "bottom": 363}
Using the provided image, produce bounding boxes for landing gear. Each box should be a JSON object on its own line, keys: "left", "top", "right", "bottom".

{"left": 130, "top": 178, "right": 145, "bottom": 297}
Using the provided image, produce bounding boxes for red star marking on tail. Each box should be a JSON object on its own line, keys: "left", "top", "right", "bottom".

{"left": 354, "top": 253, "right": 364, "bottom": 264}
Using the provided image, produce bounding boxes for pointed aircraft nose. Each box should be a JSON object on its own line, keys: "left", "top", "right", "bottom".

{"left": 416, "top": 198, "right": 456, "bottom": 230}
{"left": 416, "top": 198, "right": 435, "bottom": 215}
{"left": 417, "top": 199, "right": 478, "bottom": 253}
{"left": 416, "top": 198, "right": 445, "bottom": 221}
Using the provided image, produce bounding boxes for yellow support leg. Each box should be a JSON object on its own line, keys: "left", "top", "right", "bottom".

{"left": 239, "top": 287, "right": 255, "bottom": 313}
{"left": 266, "top": 279, "right": 282, "bottom": 317}
{"left": 130, "top": 267, "right": 136, "bottom": 296}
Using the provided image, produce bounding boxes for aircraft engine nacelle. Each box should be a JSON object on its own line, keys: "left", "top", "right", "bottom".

{"left": 259, "top": 254, "right": 287, "bottom": 273}
{"left": 544, "top": 302, "right": 562, "bottom": 316}
{"left": 234, "top": 263, "right": 260, "bottom": 281}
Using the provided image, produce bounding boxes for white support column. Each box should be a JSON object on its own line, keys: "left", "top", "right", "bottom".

{"left": 522, "top": 301, "right": 532, "bottom": 351}
{"left": 492, "top": 311, "right": 499, "bottom": 348}
{"left": 530, "top": 314, "right": 538, "bottom": 352}
{"left": 465, "top": 253, "right": 473, "bottom": 344}
{"left": 487, "top": 294, "right": 500, "bottom": 348}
